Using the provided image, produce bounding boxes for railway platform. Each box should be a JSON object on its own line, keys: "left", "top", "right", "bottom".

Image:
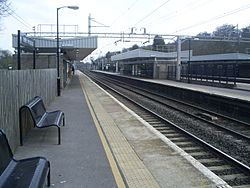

{"left": 94, "top": 70, "right": 250, "bottom": 102}
{"left": 141, "top": 79, "right": 250, "bottom": 102}
{"left": 13, "top": 70, "right": 231, "bottom": 188}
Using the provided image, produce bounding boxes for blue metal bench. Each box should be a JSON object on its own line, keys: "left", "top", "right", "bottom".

{"left": 19, "top": 96, "right": 65, "bottom": 145}
{"left": 0, "top": 129, "right": 50, "bottom": 188}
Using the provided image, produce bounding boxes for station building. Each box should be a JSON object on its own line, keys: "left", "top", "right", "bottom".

{"left": 111, "top": 49, "right": 250, "bottom": 81}
{"left": 111, "top": 48, "right": 190, "bottom": 79}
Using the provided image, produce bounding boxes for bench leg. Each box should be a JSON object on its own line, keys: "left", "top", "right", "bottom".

{"left": 47, "top": 161, "right": 51, "bottom": 186}
{"left": 58, "top": 127, "right": 61, "bottom": 145}
{"left": 19, "top": 111, "right": 23, "bottom": 146}
{"left": 63, "top": 114, "right": 65, "bottom": 126}
{"left": 19, "top": 126, "right": 23, "bottom": 146}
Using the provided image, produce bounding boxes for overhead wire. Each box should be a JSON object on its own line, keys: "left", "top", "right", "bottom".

{"left": 95, "top": 0, "right": 142, "bottom": 54}
{"left": 144, "top": 0, "right": 213, "bottom": 27}
{"left": 4, "top": 3, "right": 33, "bottom": 30}
{"left": 132, "top": 0, "right": 171, "bottom": 26}
{"left": 172, "top": 3, "right": 250, "bottom": 34}
{"left": 109, "top": 0, "right": 140, "bottom": 28}
{"left": 86, "top": 39, "right": 120, "bottom": 61}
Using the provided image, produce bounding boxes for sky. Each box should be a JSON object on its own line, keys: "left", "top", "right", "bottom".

{"left": 0, "top": 0, "right": 249, "bottom": 61}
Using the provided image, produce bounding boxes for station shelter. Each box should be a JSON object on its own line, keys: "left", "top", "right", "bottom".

{"left": 111, "top": 49, "right": 190, "bottom": 79}
{"left": 12, "top": 34, "right": 97, "bottom": 87}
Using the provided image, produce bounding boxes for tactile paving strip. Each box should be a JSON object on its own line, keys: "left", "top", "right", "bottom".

{"left": 79, "top": 72, "right": 160, "bottom": 188}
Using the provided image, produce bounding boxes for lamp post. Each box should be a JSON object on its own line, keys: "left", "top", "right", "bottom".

{"left": 57, "top": 6, "right": 79, "bottom": 96}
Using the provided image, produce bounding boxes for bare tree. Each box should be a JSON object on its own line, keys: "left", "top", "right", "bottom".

{"left": 212, "top": 24, "right": 238, "bottom": 38}
{"left": 241, "top": 25, "right": 250, "bottom": 39}
{"left": 0, "top": 0, "right": 11, "bottom": 31}
{"left": 0, "top": 0, "right": 10, "bottom": 17}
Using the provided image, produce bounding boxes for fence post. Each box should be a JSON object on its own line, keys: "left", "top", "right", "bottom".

{"left": 17, "top": 30, "right": 21, "bottom": 70}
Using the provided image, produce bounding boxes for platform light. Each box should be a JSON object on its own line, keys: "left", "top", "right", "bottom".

{"left": 56, "top": 5, "right": 79, "bottom": 96}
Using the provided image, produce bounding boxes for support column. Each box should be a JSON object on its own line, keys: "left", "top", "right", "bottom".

{"left": 115, "top": 61, "right": 118, "bottom": 73}
{"left": 153, "top": 57, "right": 157, "bottom": 79}
{"left": 176, "top": 36, "right": 181, "bottom": 81}
{"left": 88, "top": 13, "right": 91, "bottom": 36}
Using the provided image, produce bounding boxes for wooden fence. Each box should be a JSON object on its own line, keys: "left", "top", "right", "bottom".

{"left": 0, "top": 69, "right": 57, "bottom": 151}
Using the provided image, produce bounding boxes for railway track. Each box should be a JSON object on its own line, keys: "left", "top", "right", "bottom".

{"left": 90, "top": 72, "right": 250, "bottom": 139}
{"left": 84, "top": 71, "right": 250, "bottom": 187}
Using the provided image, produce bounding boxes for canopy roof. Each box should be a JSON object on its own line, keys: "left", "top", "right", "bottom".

{"left": 12, "top": 34, "right": 98, "bottom": 61}
{"left": 111, "top": 49, "right": 190, "bottom": 61}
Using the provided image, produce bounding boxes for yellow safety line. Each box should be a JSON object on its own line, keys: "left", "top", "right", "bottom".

{"left": 78, "top": 73, "right": 126, "bottom": 188}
